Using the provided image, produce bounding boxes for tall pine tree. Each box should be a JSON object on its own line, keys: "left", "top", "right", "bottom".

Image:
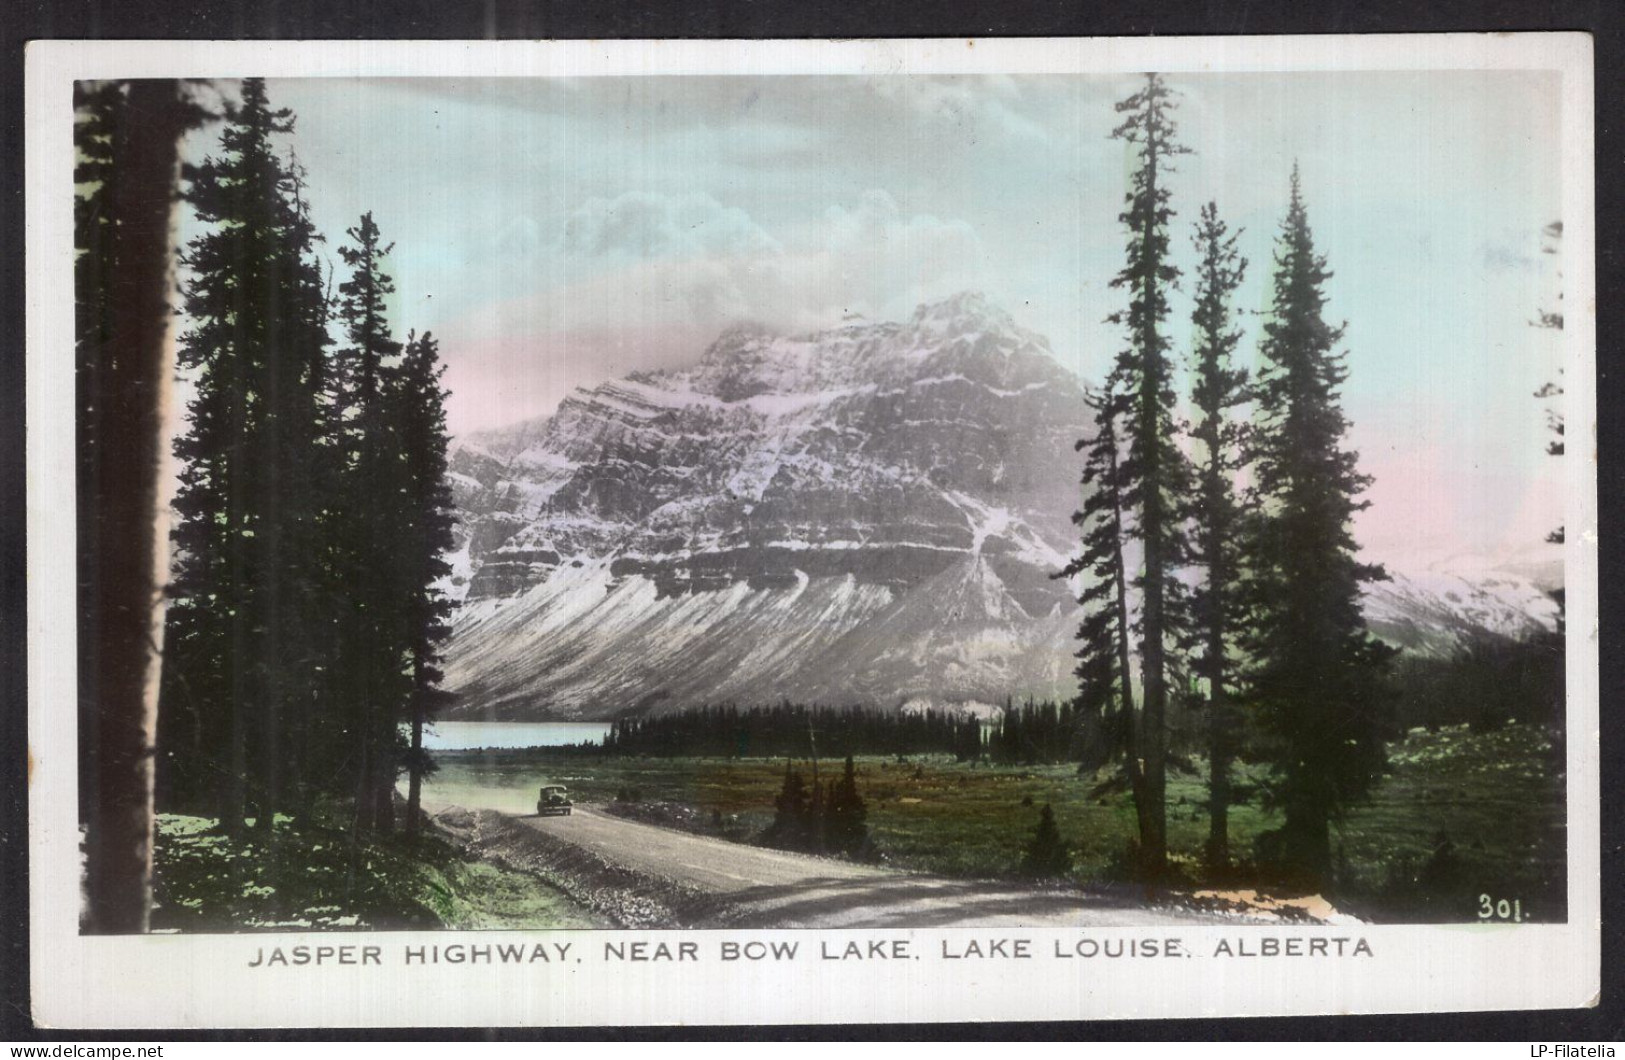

{"left": 1103, "top": 72, "right": 1193, "bottom": 875}
{"left": 388, "top": 332, "right": 459, "bottom": 835}
{"left": 163, "top": 78, "right": 331, "bottom": 837}
{"left": 1057, "top": 389, "right": 1145, "bottom": 814}
{"left": 1243, "top": 167, "right": 1395, "bottom": 884}
{"left": 330, "top": 212, "right": 410, "bottom": 833}
{"left": 1186, "top": 202, "right": 1251, "bottom": 870}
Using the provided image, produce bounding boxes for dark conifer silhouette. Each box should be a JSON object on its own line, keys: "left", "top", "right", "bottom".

{"left": 389, "top": 332, "right": 458, "bottom": 835}
{"left": 603, "top": 702, "right": 991, "bottom": 759}
{"left": 1057, "top": 388, "right": 1144, "bottom": 800}
{"left": 825, "top": 755, "right": 869, "bottom": 856}
{"left": 1243, "top": 167, "right": 1395, "bottom": 885}
{"left": 766, "top": 761, "right": 812, "bottom": 850}
{"left": 330, "top": 212, "right": 411, "bottom": 834}
{"left": 74, "top": 79, "right": 211, "bottom": 933}
{"left": 157, "top": 84, "right": 456, "bottom": 854}
{"left": 1020, "top": 804, "right": 1071, "bottom": 878}
{"left": 808, "top": 774, "right": 827, "bottom": 851}
{"left": 1103, "top": 72, "right": 1194, "bottom": 875}
{"left": 1186, "top": 202, "right": 1251, "bottom": 870}
{"left": 164, "top": 78, "right": 331, "bottom": 838}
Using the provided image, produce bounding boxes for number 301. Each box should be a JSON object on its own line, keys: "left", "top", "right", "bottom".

{"left": 1478, "top": 895, "right": 1525, "bottom": 922}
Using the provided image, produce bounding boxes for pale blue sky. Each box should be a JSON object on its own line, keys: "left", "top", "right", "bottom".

{"left": 176, "top": 72, "right": 1565, "bottom": 567}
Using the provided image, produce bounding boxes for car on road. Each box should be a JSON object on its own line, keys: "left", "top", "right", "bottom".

{"left": 537, "top": 784, "right": 573, "bottom": 817}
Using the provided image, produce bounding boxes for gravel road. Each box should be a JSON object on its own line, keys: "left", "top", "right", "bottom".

{"left": 513, "top": 805, "right": 1216, "bottom": 928}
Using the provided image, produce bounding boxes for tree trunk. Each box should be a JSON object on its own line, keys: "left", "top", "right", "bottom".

{"left": 82, "top": 82, "right": 198, "bottom": 934}
{"left": 1283, "top": 808, "right": 1332, "bottom": 889}
{"left": 1134, "top": 127, "right": 1169, "bottom": 877}
{"left": 256, "top": 682, "right": 280, "bottom": 836}
{"left": 222, "top": 694, "right": 246, "bottom": 838}
{"left": 1140, "top": 522, "right": 1168, "bottom": 874}
{"left": 289, "top": 688, "right": 312, "bottom": 823}
{"left": 1105, "top": 442, "right": 1151, "bottom": 854}
{"left": 1137, "top": 380, "right": 1168, "bottom": 874}
{"left": 406, "top": 662, "right": 425, "bottom": 837}
{"left": 1205, "top": 662, "right": 1231, "bottom": 869}
{"left": 373, "top": 753, "right": 396, "bottom": 835}
{"left": 1204, "top": 521, "right": 1231, "bottom": 870}
{"left": 353, "top": 738, "right": 374, "bottom": 834}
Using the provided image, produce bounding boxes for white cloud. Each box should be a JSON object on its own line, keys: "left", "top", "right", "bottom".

{"left": 435, "top": 188, "right": 992, "bottom": 432}
{"left": 867, "top": 76, "right": 1052, "bottom": 143}
{"left": 796, "top": 189, "right": 987, "bottom": 326}
{"left": 561, "top": 191, "right": 782, "bottom": 263}
{"left": 465, "top": 187, "right": 988, "bottom": 344}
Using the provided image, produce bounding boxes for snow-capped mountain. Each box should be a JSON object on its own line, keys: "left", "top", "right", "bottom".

{"left": 440, "top": 293, "right": 1560, "bottom": 720}
{"left": 1361, "top": 557, "right": 1562, "bottom": 657}
{"left": 442, "top": 293, "right": 1088, "bottom": 719}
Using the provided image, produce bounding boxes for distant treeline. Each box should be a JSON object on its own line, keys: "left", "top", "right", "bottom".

{"left": 603, "top": 703, "right": 984, "bottom": 760}
{"left": 987, "top": 699, "right": 1108, "bottom": 767}
{"left": 1393, "top": 632, "right": 1564, "bottom": 736}
{"left": 600, "top": 699, "right": 1117, "bottom": 766}
{"left": 597, "top": 636, "right": 1562, "bottom": 766}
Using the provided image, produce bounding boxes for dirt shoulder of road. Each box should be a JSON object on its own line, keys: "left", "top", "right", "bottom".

{"left": 430, "top": 805, "right": 736, "bottom": 928}
{"left": 429, "top": 802, "right": 1320, "bottom": 929}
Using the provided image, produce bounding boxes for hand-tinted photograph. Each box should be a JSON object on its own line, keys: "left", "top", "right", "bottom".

{"left": 73, "top": 68, "right": 1569, "bottom": 939}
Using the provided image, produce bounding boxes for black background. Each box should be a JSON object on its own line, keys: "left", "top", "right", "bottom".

{"left": 1, "top": 0, "right": 1619, "bottom": 1042}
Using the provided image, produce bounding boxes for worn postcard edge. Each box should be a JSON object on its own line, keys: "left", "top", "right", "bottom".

{"left": 24, "top": 35, "right": 1599, "bottom": 1028}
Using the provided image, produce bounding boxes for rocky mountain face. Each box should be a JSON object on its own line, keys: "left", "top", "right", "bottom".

{"left": 443, "top": 293, "right": 1090, "bottom": 719}
{"left": 440, "top": 292, "right": 1561, "bottom": 720}
{"left": 1360, "top": 557, "right": 1562, "bottom": 658}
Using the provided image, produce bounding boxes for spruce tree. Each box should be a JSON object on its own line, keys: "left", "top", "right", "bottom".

{"left": 1533, "top": 220, "right": 1564, "bottom": 547}
{"left": 998, "top": 697, "right": 1022, "bottom": 764}
{"left": 330, "top": 212, "right": 412, "bottom": 833}
{"left": 826, "top": 755, "right": 869, "bottom": 856}
{"left": 767, "top": 761, "right": 811, "bottom": 849}
{"left": 1104, "top": 72, "right": 1193, "bottom": 874}
{"left": 1243, "top": 167, "right": 1395, "bottom": 884}
{"left": 808, "top": 779, "right": 828, "bottom": 853}
{"left": 164, "top": 78, "right": 331, "bottom": 836}
{"left": 1186, "top": 202, "right": 1251, "bottom": 870}
{"left": 334, "top": 213, "right": 401, "bottom": 420}
{"left": 1020, "top": 804, "right": 1071, "bottom": 878}
{"left": 1057, "top": 388, "right": 1144, "bottom": 801}
{"left": 389, "top": 332, "right": 458, "bottom": 835}
{"left": 275, "top": 161, "right": 340, "bottom": 824}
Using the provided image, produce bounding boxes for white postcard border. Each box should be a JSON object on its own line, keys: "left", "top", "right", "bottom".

{"left": 25, "top": 35, "right": 1599, "bottom": 1028}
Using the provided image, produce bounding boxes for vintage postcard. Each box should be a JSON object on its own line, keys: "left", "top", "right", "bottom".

{"left": 26, "top": 36, "right": 1597, "bottom": 1027}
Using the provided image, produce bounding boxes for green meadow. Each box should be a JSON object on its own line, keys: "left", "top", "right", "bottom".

{"left": 425, "top": 721, "right": 1566, "bottom": 923}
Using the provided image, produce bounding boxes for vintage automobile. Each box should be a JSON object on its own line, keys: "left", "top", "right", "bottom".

{"left": 536, "top": 784, "right": 573, "bottom": 817}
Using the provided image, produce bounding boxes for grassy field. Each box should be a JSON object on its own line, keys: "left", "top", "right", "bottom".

{"left": 425, "top": 721, "right": 1567, "bottom": 923}
{"left": 151, "top": 809, "right": 603, "bottom": 931}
